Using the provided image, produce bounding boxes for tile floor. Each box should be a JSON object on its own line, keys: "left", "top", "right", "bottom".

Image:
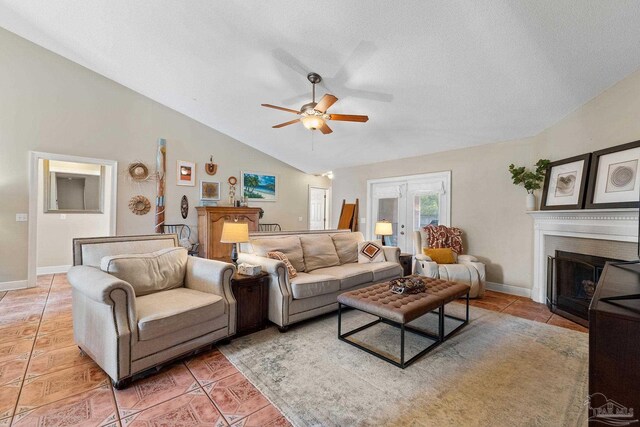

{"left": 0, "top": 274, "right": 586, "bottom": 426}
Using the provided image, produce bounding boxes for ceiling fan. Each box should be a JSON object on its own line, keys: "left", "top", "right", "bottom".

{"left": 261, "top": 72, "right": 369, "bottom": 134}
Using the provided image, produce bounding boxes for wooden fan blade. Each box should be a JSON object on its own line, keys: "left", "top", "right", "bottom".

{"left": 319, "top": 122, "right": 333, "bottom": 134}
{"left": 329, "top": 114, "right": 369, "bottom": 122}
{"left": 272, "top": 119, "right": 300, "bottom": 128}
{"left": 261, "top": 104, "right": 300, "bottom": 114}
{"left": 315, "top": 94, "right": 338, "bottom": 113}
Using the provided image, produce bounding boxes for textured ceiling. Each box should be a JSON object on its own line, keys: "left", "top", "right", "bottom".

{"left": 2, "top": 1, "right": 640, "bottom": 173}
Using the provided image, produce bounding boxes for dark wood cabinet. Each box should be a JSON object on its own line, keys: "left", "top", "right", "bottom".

{"left": 399, "top": 253, "right": 413, "bottom": 277}
{"left": 196, "top": 206, "right": 261, "bottom": 261}
{"left": 588, "top": 262, "right": 640, "bottom": 425}
{"left": 231, "top": 272, "right": 269, "bottom": 337}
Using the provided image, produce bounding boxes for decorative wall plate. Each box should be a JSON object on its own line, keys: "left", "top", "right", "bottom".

{"left": 128, "top": 162, "right": 150, "bottom": 181}
{"left": 205, "top": 156, "right": 218, "bottom": 175}
{"left": 228, "top": 176, "right": 237, "bottom": 186}
{"left": 129, "top": 195, "right": 151, "bottom": 215}
{"left": 181, "top": 195, "right": 189, "bottom": 219}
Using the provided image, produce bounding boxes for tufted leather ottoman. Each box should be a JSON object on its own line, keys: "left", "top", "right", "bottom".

{"left": 337, "top": 276, "right": 470, "bottom": 368}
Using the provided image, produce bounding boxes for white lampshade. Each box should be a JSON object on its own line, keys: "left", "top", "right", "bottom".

{"left": 374, "top": 221, "right": 393, "bottom": 236}
{"left": 220, "top": 222, "right": 249, "bottom": 243}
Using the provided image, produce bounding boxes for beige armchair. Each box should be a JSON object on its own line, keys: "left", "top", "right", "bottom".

{"left": 413, "top": 227, "right": 486, "bottom": 298}
{"left": 68, "top": 234, "right": 236, "bottom": 388}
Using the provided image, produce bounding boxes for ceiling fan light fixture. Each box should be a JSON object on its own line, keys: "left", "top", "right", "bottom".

{"left": 302, "top": 115, "right": 324, "bottom": 130}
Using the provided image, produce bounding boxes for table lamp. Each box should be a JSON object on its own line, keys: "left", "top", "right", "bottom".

{"left": 220, "top": 221, "right": 249, "bottom": 264}
{"left": 375, "top": 220, "right": 393, "bottom": 245}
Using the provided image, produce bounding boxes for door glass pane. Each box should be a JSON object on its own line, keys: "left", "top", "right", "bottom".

{"left": 414, "top": 193, "right": 439, "bottom": 230}
{"left": 377, "top": 198, "right": 398, "bottom": 246}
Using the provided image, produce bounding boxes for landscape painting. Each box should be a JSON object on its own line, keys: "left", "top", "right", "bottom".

{"left": 241, "top": 171, "right": 277, "bottom": 202}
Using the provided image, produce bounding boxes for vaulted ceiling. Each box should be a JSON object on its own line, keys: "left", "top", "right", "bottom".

{"left": 2, "top": 1, "right": 640, "bottom": 173}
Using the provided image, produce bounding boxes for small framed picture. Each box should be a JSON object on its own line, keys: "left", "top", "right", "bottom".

{"left": 541, "top": 154, "right": 591, "bottom": 210}
{"left": 200, "top": 181, "right": 220, "bottom": 201}
{"left": 586, "top": 140, "right": 640, "bottom": 209}
{"left": 241, "top": 171, "right": 278, "bottom": 202}
{"left": 176, "top": 160, "right": 195, "bottom": 186}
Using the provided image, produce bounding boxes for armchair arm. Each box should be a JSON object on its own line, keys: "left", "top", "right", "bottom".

{"left": 237, "top": 253, "right": 291, "bottom": 327}
{"left": 184, "top": 257, "right": 235, "bottom": 299}
{"left": 68, "top": 265, "right": 136, "bottom": 307}
{"left": 67, "top": 265, "right": 137, "bottom": 381}
{"left": 458, "top": 254, "right": 478, "bottom": 263}
{"left": 382, "top": 246, "right": 400, "bottom": 263}
{"left": 414, "top": 253, "right": 433, "bottom": 262}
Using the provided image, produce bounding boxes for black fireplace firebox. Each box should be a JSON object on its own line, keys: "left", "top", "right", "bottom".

{"left": 547, "top": 250, "right": 621, "bottom": 327}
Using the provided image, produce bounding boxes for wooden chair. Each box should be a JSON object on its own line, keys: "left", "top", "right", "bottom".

{"left": 163, "top": 224, "right": 200, "bottom": 256}
{"left": 258, "top": 223, "right": 282, "bottom": 232}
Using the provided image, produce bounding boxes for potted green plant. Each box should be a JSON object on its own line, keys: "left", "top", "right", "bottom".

{"left": 508, "top": 159, "right": 550, "bottom": 210}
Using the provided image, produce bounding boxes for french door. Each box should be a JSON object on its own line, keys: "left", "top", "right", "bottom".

{"left": 367, "top": 172, "right": 451, "bottom": 254}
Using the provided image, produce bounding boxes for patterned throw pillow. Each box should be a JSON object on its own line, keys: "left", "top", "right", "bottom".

{"left": 423, "top": 225, "right": 464, "bottom": 254}
{"left": 357, "top": 241, "right": 386, "bottom": 264}
{"left": 267, "top": 251, "right": 297, "bottom": 278}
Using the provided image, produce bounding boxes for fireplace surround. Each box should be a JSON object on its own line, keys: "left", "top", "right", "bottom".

{"left": 528, "top": 208, "right": 638, "bottom": 304}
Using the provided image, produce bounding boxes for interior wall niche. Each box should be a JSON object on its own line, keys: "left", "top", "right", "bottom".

{"left": 43, "top": 159, "right": 105, "bottom": 213}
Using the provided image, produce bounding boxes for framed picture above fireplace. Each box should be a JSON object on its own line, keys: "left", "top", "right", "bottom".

{"left": 585, "top": 140, "right": 640, "bottom": 209}
{"left": 540, "top": 153, "right": 591, "bottom": 210}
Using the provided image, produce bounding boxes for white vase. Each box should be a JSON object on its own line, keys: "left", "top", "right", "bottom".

{"left": 526, "top": 193, "right": 536, "bottom": 211}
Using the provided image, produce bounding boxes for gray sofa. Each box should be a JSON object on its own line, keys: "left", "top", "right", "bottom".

{"left": 238, "top": 230, "right": 403, "bottom": 330}
{"left": 67, "top": 234, "right": 236, "bottom": 388}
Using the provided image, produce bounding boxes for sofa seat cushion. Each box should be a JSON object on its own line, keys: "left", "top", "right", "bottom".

{"left": 101, "top": 247, "right": 187, "bottom": 296}
{"left": 299, "top": 234, "right": 340, "bottom": 272}
{"left": 357, "top": 261, "right": 403, "bottom": 282}
{"left": 312, "top": 264, "right": 373, "bottom": 290}
{"left": 136, "top": 288, "right": 224, "bottom": 341}
{"left": 289, "top": 272, "right": 340, "bottom": 299}
{"left": 251, "top": 236, "right": 306, "bottom": 272}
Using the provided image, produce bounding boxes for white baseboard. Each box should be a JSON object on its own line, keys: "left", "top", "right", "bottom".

{"left": 37, "top": 265, "right": 71, "bottom": 275}
{"left": 0, "top": 280, "right": 28, "bottom": 291}
{"left": 486, "top": 281, "right": 532, "bottom": 298}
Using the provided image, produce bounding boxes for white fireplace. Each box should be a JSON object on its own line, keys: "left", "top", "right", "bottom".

{"left": 527, "top": 208, "right": 638, "bottom": 303}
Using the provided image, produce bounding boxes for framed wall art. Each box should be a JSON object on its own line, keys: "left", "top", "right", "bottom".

{"left": 241, "top": 171, "right": 278, "bottom": 202}
{"left": 585, "top": 140, "right": 640, "bottom": 209}
{"left": 176, "top": 160, "right": 195, "bottom": 186}
{"left": 200, "top": 181, "right": 221, "bottom": 201}
{"left": 540, "top": 153, "right": 591, "bottom": 210}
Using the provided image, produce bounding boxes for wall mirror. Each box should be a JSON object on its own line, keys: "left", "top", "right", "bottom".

{"left": 43, "top": 159, "right": 105, "bottom": 213}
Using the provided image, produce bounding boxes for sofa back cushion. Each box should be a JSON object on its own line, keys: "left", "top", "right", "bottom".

{"left": 100, "top": 247, "right": 188, "bottom": 296}
{"left": 251, "top": 236, "right": 306, "bottom": 272}
{"left": 331, "top": 232, "right": 364, "bottom": 264}
{"left": 299, "top": 234, "right": 341, "bottom": 272}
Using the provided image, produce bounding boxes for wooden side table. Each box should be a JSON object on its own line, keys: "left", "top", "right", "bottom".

{"left": 230, "top": 271, "right": 269, "bottom": 337}
{"left": 399, "top": 253, "right": 413, "bottom": 276}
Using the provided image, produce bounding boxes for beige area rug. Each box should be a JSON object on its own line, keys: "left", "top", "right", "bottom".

{"left": 219, "top": 304, "right": 588, "bottom": 427}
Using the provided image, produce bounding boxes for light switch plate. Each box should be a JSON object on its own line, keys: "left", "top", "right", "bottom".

{"left": 16, "top": 213, "right": 28, "bottom": 222}
{"left": 298, "top": 216, "right": 303, "bottom": 222}
{"left": 360, "top": 217, "right": 366, "bottom": 224}
{"left": 60, "top": 214, "right": 67, "bottom": 220}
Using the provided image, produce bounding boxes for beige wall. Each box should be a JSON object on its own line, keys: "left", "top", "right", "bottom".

{"left": 332, "top": 68, "right": 640, "bottom": 291}
{"left": 0, "top": 28, "right": 329, "bottom": 284}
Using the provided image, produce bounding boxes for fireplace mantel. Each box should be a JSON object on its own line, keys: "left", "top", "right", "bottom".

{"left": 527, "top": 208, "right": 638, "bottom": 303}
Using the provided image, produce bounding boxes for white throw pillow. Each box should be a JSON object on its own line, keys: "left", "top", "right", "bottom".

{"left": 357, "top": 241, "right": 386, "bottom": 264}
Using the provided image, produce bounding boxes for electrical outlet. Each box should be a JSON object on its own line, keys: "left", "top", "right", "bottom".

{"left": 60, "top": 214, "right": 67, "bottom": 220}
{"left": 16, "top": 213, "right": 28, "bottom": 222}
